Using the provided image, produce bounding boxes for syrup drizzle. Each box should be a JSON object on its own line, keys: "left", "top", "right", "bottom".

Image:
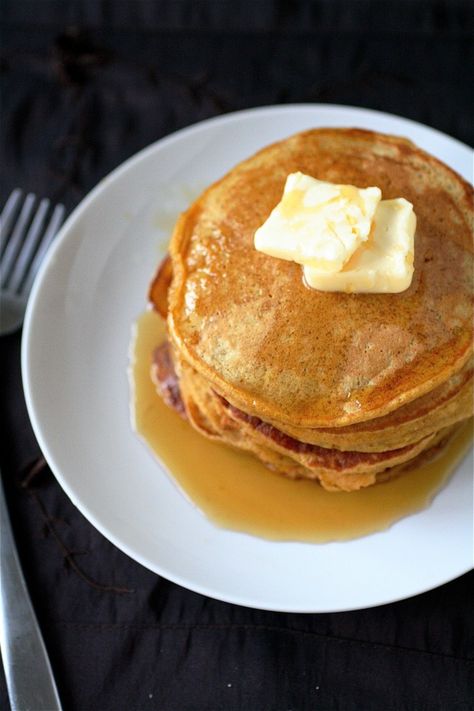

{"left": 130, "top": 310, "right": 472, "bottom": 542}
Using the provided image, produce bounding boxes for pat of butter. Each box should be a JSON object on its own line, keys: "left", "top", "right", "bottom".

{"left": 304, "top": 199, "right": 416, "bottom": 293}
{"left": 254, "top": 172, "right": 382, "bottom": 272}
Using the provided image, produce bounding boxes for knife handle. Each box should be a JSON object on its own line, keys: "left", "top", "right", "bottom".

{"left": 0, "top": 472, "right": 62, "bottom": 711}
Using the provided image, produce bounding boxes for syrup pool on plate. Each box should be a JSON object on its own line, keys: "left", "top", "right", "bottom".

{"left": 130, "top": 309, "right": 473, "bottom": 543}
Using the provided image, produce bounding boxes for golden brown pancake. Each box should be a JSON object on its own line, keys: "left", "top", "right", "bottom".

{"left": 151, "top": 341, "right": 460, "bottom": 491}
{"left": 163, "top": 128, "right": 473, "bottom": 428}
{"left": 149, "top": 127, "right": 474, "bottom": 491}
{"left": 152, "top": 257, "right": 473, "bottom": 452}
{"left": 174, "top": 345, "right": 473, "bottom": 451}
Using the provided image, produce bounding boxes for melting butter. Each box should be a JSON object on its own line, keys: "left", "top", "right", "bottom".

{"left": 254, "top": 172, "right": 416, "bottom": 293}
{"left": 304, "top": 198, "right": 416, "bottom": 293}
{"left": 254, "top": 172, "right": 381, "bottom": 272}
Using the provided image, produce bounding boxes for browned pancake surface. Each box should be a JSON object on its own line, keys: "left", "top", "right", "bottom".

{"left": 164, "top": 128, "right": 473, "bottom": 427}
{"left": 151, "top": 342, "right": 457, "bottom": 491}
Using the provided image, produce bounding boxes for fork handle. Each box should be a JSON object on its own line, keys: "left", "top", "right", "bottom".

{"left": 0, "top": 473, "right": 62, "bottom": 711}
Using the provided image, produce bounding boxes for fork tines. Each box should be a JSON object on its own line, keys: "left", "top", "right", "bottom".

{"left": 0, "top": 190, "right": 65, "bottom": 295}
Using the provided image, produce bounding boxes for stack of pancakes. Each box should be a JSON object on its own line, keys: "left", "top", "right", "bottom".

{"left": 149, "top": 128, "right": 473, "bottom": 491}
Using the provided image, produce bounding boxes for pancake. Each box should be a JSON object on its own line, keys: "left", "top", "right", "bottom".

{"left": 281, "top": 365, "right": 472, "bottom": 451}
{"left": 174, "top": 344, "right": 473, "bottom": 452}
{"left": 148, "top": 127, "right": 474, "bottom": 492}
{"left": 162, "top": 128, "right": 473, "bottom": 428}
{"left": 152, "top": 257, "right": 473, "bottom": 451}
{"left": 151, "top": 341, "right": 459, "bottom": 491}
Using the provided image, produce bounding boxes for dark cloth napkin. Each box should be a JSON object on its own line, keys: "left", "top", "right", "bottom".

{"left": 1, "top": 2, "right": 473, "bottom": 709}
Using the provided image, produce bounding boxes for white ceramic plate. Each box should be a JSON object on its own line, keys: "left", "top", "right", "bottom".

{"left": 22, "top": 105, "right": 473, "bottom": 613}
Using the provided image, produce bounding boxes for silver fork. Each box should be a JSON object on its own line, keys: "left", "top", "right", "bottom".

{"left": 1, "top": 189, "right": 65, "bottom": 335}
{"left": 1, "top": 190, "right": 64, "bottom": 710}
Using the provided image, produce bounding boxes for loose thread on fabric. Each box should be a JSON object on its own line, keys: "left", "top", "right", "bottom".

{"left": 19, "top": 457, "right": 135, "bottom": 595}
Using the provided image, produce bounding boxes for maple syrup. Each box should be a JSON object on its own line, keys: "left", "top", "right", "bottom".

{"left": 130, "top": 309, "right": 473, "bottom": 542}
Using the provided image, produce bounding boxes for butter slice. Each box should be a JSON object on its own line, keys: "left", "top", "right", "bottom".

{"left": 304, "top": 199, "right": 416, "bottom": 293}
{"left": 254, "top": 172, "right": 381, "bottom": 272}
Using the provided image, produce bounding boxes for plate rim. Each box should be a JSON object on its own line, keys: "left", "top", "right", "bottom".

{"left": 21, "top": 103, "right": 474, "bottom": 613}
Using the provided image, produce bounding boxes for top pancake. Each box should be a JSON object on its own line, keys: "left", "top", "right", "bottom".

{"left": 165, "top": 128, "right": 474, "bottom": 428}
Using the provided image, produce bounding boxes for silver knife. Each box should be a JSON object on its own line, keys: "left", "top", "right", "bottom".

{"left": 0, "top": 472, "right": 62, "bottom": 711}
